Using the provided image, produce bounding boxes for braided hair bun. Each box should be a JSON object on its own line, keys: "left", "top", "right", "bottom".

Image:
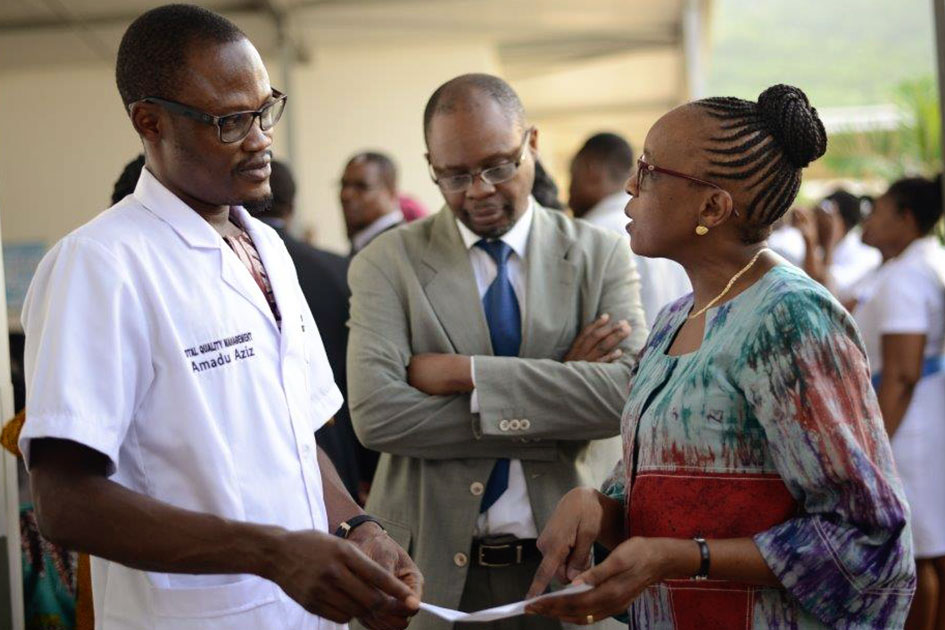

{"left": 756, "top": 84, "right": 827, "bottom": 169}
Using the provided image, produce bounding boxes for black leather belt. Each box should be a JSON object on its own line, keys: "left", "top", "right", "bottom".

{"left": 471, "top": 537, "right": 540, "bottom": 567}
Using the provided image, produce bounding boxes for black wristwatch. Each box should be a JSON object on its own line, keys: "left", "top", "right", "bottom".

{"left": 692, "top": 537, "right": 710, "bottom": 580}
{"left": 334, "top": 514, "right": 385, "bottom": 539}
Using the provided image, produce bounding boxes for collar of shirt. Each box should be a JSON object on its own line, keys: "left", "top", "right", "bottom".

{"left": 351, "top": 209, "right": 405, "bottom": 253}
{"left": 584, "top": 191, "right": 631, "bottom": 222}
{"left": 900, "top": 235, "right": 941, "bottom": 262}
{"left": 134, "top": 168, "right": 241, "bottom": 249}
{"left": 454, "top": 196, "right": 535, "bottom": 259}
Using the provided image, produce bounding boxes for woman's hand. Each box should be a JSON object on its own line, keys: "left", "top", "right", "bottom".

{"left": 526, "top": 537, "right": 698, "bottom": 624}
{"left": 526, "top": 488, "right": 619, "bottom": 598}
{"left": 791, "top": 206, "right": 820, "bottom": 247}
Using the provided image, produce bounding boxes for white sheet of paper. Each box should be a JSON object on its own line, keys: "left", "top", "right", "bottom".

{"left": 419, "top": 583, "right": 593, "bottom": 623}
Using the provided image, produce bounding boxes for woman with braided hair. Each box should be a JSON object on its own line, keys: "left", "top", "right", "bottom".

{"left": 524, "top": 84, "right": 915, "bottom": 629}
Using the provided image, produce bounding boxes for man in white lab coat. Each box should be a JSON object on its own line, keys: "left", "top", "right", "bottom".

{"left": 18, "top": 5, "right": 420, "bottom": 630}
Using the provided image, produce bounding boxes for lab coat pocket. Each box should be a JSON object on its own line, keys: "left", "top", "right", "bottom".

{"left": 149, "top": 575, "right": 281, "bottom": 629}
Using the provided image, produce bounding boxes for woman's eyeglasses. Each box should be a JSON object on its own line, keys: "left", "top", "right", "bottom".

{"left": 635, "top": 157, "right": 739, "bottom": 216}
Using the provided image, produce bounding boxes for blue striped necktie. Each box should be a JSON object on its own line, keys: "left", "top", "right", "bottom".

{"left": 475, "top": 239, "right": 521, "bottom": 512}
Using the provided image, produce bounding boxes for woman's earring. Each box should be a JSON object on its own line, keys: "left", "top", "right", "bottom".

{"left": 695, "top": 225, "right": 709, "bottom": 236}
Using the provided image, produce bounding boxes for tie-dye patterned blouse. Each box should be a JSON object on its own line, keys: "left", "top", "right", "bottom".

{"left": 614, "top": 264, "right": 915, "bottom": 629}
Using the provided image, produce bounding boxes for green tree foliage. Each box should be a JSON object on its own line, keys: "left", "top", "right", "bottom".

{"left": 708, "top": 0, "right": 936, "bottom": 107}
{"left": 823, "top": 77, "right": 942, "bottom": 179}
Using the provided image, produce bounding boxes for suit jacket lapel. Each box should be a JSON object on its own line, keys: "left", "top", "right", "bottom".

{"left": 521, "top": 205, "right": 576, "bottom": 358}
{"left": 420, "top": 209, "right": 494, "bottom": 357}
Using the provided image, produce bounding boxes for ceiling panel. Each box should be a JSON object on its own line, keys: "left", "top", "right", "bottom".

{"left": 0, "top": 0, "right": 692, "bottom": 73}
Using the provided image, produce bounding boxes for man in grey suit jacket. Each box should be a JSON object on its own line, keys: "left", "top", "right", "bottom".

{"left": 348, "top": 74, "right": 646, "bottom": 630}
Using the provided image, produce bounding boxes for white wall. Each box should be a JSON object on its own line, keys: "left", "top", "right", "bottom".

{"left": 0, "top": 41, "right": 500, "bottom": 255}
{"left": 0, "top": 65, "right": 143, "bottom": 245}
{"left": 288, "top": 40, "right": 500, "bottom": 252}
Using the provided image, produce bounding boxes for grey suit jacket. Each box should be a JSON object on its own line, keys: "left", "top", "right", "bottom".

{"left": 347, "top": 203, "right": 646, "bottom": 619}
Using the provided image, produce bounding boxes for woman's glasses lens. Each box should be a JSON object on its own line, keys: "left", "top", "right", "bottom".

{"left": 636, "top": 159, "right": 652, "bottom": 190}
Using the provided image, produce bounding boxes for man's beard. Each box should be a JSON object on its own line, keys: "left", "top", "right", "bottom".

{"left": 478, "top": 222, "right": 514, "bottom": 239}
{"left": 242, "top": 193, "right": 274, "bottom": 215}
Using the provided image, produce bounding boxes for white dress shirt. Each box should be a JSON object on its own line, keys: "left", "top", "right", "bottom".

{"left": 351, "top": 209, "right": 404, "bottom": 253}
{"left": 455, "top": 199, "right": 539, "bottom": 539}
{"left": 583, "top": 191, "right": 691, "bottom": 326}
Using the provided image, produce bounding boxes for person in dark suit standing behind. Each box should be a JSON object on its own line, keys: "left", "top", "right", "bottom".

{"left": 248, "top": 160, "right": 377, "bottom": 502}
{"left": 341, "top": 152, "right": 406, "bottom": 256}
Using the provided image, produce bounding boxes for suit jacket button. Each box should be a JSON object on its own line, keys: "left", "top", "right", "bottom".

{"left": 509, "top": 419, "right": 522, "bottom": 431}
{"left": 499, "top": 419, "right": 510, "bottom": 431}
{"left": 470, "top": 482, "right": 484, "bottom": 496}
{"left": 521, "top": 419, "right": 531, "bottom": 430}
{"left": 454, "top": 552, "right": 469, "bottom": 567}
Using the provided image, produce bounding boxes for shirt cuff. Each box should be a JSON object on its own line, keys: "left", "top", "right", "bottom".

{"left": 470, "top": 356, "right": 479, "bottom": 413}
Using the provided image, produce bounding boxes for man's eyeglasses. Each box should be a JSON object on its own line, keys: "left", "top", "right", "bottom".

{"left": 133, "top": 89, "right": 287, "bottom": 144}
{"left": 429, "top": 127, "right": 534, "bottom": 193}
{"left": 635, "top": 157, "right": 739, "bottom": 216}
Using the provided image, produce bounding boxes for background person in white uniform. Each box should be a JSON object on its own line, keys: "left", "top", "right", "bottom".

{"left": 792, "top": 189, "right": 881, "bottom": 304}
{"left": 856, "top": 174, "right": 945, "bottom": 630}
{"left": 568, "top": 132, "right": 690, "bottom": 328}
{"left": 19, "top": 6, "right": 420, "bottom": 630}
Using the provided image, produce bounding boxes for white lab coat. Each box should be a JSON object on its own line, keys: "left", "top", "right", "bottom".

{"left": 20, "top": 169, "right": 344, "bottom": 630}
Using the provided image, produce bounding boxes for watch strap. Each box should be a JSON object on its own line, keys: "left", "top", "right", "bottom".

{"left": 692, "top": 537, "right": 710, "bottom": 580}
{"left": 334, "top": 514, "right": 384, "bottom": 539}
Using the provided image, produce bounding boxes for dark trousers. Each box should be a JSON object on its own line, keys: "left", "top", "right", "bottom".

{"left": 456, "top": 558, "right": 562, "bottom": 630}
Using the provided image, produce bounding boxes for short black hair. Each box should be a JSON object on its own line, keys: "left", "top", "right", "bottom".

{"left": 116, "top": 4, "right": 246, "bottom": 108}
{"left": 532, "top": 159, "right": 564, "bottom": 210}
{"left": 695, "top": 84, "right": 828, "bottom": 243}
{"left": 423, "top": 73, "right": 526, "bottom": 144}
{"left": 823, "top": 188, "right": 864, "bottom": 231}
{"left": 347, "top": 151, "right": 398, "bottom": 192}
{"left": 111, "top": 154, "right": 145, "bottom": 205}
{"left": 887, "top": 174, "right": 944, "bottom": 235}
{"left": 576, "top": 132, "right": 634, "bottom": 184}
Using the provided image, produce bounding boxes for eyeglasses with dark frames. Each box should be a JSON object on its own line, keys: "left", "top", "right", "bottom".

{"left": 429, "top": 127, "right": 534, "bottom": 193}
{"left": 635, "top": 156, "right": 739, "bottom": 216}
{"left": 133, "top": 89, "right": 287, "bottom": 144}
